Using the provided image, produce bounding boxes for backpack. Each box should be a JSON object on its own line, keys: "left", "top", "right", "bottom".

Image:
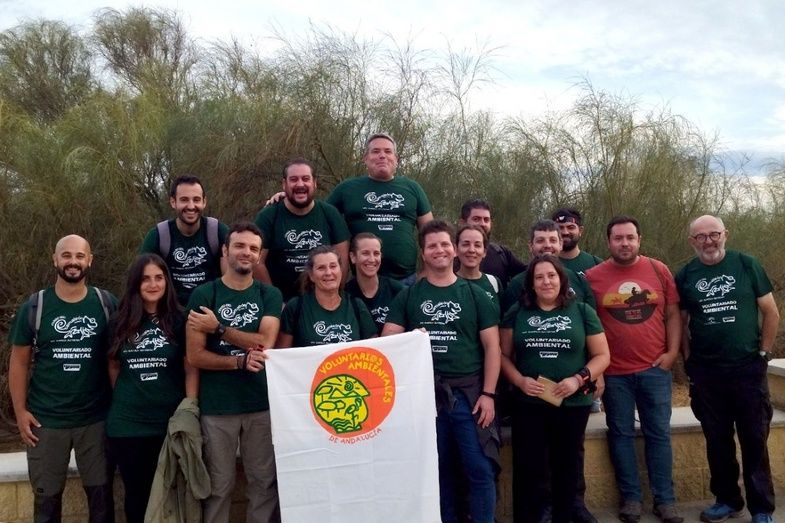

{"left": 26, "top": 287, "right": 116, "bottom": 350}
{"left": 157, "top": 217, "right": 220, "bottom": 259}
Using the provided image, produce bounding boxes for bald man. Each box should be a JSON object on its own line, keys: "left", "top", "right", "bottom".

{"left": 8, "top": 235, "right": 116, "bottom": 522}
{"left": 676, "top": 216, "right": 779, "bottom": 523}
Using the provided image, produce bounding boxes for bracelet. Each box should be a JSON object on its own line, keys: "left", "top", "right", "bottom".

{"left": 480, "top": 391, "right": 497, "bottom": 399}
{"left": 214, "top": 323, "right": 227, "bottom": 338}
{"left": 236, "top": 353, "right": 248, "bottom": 370}
{"left": 576, "top": 366, "right": 591, "bottom": 384}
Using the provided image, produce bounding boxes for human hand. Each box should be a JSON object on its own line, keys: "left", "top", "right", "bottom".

{"left": 553, "top": 376, "right": 581, "bottom": 398}
{"left": 653, "top": 351, "right": 678, "bottom": 371}
{"left": 472, "top": 395, "right": 495, "bottom": 428}
{"left": 518, "top": 376, "right": 544, "bottom": 397}
{"left": 244, "top": 349, "right": 268, "bottom": 373}
{"left": 16, "top": 410, "right": 41, "bottom": 447}
{"left": 265, "top": 192, "right": 286, "bottom": 206}
{"left": 188, "top": 307, "right": 219, "bottom": 334}
{"left": 594, "top": 374, "right": 605, "bottom": 399}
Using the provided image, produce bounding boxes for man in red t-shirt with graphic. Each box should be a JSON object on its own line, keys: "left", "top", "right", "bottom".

{"left": 585, "top": 216, "right": 683, "bottom": 523}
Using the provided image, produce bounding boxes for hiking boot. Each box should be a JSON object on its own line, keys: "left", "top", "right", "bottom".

{"left": 653, "top": 504, "right": 684, "bottom": 523}
{"left": 751, "top": 514, "right": 773, "bottom": 523}
{"left": 699, "top": 503, "right": 744, "bottom": 523}
{"left": 572, "top": 503, "right": 598, "bottom": 523}
{"left": 618, "top": 500, "right": 642, "bottom": 523}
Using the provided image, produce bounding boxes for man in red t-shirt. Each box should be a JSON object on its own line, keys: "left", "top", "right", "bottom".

{"left": 585, "top": 216, "right": 683, "bottom": 523}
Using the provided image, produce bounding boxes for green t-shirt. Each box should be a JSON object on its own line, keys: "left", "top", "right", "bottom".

{"left": 327, "top": 175, "right": 432, "bottom": 279}
{"left": 344, "top": 276, "right": 405, "bottom": 335}
{"left": 501, "top": 301, "right": 603, "bottom": 407}
{"left": 560, "top": 251, "right": 604, "bottom": 276}
{"left": 140, "top": 217, "right": 229, "bottom": 305}
{"left": 461, "top": 273, "right": 501, "bottom": 321}
{"left": 8, "top": 287, "right": 115, "bottom": 428}
{"left": 254, "top": 200, "right": 350, "bottom": 300}
{"left": 675, "top": 250, "right": 772, "bottom": 367}
{"left": 186, "top": 279, "right": 283, "bottom": 415}
{"left": 280, "top": 292, "right": 377, "bottom": 346}
{"left": 386, "top": 278, "right": 498, "bottom": 377}
{"left": 107, "top": 316, "right": 185, "bottom": 437}
{"left": 501, "top": 267, "right": 596, "bottom": 315}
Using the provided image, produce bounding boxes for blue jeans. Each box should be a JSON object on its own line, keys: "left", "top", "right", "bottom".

{"left": 436, "top": 390, "right": 496, "bottom": 523}
{"left": 603, "top": 366, "right": 676, "bottom": 505}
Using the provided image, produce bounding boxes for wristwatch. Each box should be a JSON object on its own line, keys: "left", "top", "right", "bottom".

{"left": 759, "top": 350, "right": 773, "bottom": 362}
{"left": 214, "top": 323, "right": 227, "bottom": 338}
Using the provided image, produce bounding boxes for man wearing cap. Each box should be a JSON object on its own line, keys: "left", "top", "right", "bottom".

{"left": 327, "top": 133, "right": 433, "bottom": 284}
{"left": 551, "top": 208, "right": 604, "bottom": 276}
{"left": 457, "top": 198, "right": 527, "bottom": 288}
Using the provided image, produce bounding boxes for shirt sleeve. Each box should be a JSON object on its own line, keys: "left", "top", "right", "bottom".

{"left": 500, "top": 303, "right": 520, "bottom": 329}
{"left": 385, "top": 288, "right": 410, "bottom": 328}
{"left": 326, "top": 182, "right": 344, "bottom": 211}
{"left": 254, "top": 206, "right": 275, "bottom": 249}
{"left": 324, "top": 203, "right": 351, "bottom": 243}
{"left": 743, "top": 254, "right": 774, "bottom": 297}
{"left": 185, "top": 283, "right": 211, "bottom": 315}
{"left": 7, "top": 299, "right": 33, "bottom": 346}
{"left": 579, "top": 303, "right": 604, "bottom": 335}
{"left": 411, "top": 179, "right": 432, "bottom": 216}
{"left": 261, "top": 284, "right": 284, "bottom": 319}
{"left": 657, "top": 260, "right": 680, "bottom": 306}
{"left": 472, "top": 284, "right": 499, "bottom": 329}
{"left": 280, "top": 297, "right": 299, "bottom": 335}
{"left": 139, "top": 227, "right": 159, "bottom": 254}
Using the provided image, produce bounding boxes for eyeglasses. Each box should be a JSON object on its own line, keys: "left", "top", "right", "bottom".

{"left": 691, "top": 231, "right": 723, "bottom": 243}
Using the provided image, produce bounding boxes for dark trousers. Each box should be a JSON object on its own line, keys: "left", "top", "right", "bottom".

{"left": 108, "top": 435, "right": 166, "bottom": 523}
{"left": 512, "top": 401, "right": 591, "bottom": 523}
{"left": 687, "top": 357, "right": 775, "bottom": 515}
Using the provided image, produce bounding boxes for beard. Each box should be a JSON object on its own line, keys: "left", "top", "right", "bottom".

{"left": 286, "top": 190, "right": 314, "bottom": 209}
{"left": 561, "top": 237, "right": 579, "bottom": 252}
{"left": 57, "top": 264, "right": 89, "bottom": 283}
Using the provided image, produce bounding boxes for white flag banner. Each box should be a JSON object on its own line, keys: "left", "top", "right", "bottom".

{"left": 266, "top": 330, "right": 441, "bottom": 523}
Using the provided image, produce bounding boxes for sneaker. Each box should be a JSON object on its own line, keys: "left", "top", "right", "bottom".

{"left": 699, "top": 503, "right": 744, "bottom": 523}
{"left": 537, "top": 505, "right": 552, "bottom": 523}
{"left": 618, "top": 499, "right": 642, "bottom": 523}
{"left": 572, "top": 503, "right": 598, "bottom": 523}
{"left": 751, "top": 514, "right": 773, "bottom": 523}
{"left": 653, "top": 504, "right": 684, "bottom": 523}
{"left": 590, "top": 398, "right": 602, "bottom": 413}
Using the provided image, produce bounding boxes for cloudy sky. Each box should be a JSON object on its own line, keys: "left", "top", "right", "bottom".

{"left": 2, "top": 0, "right": 783, "bottom": 171}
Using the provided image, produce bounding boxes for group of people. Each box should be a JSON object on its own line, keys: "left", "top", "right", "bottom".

{"left": 7, "top": 132, "right": 779, "bottom": 523}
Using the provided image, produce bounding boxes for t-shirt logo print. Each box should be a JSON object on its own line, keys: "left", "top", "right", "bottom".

{"left": 364, "top": 192, "right": 405, "bottom": 210}
{"left": 218, "top": 302, "right": 260, "bottom": 327}
{"left": 528, "top": 315, "right": 572, "bottom": 332}
{"left": 696, "top": 275, "right": 736, "bottom": 298}
{"left": 371, "top": 305, "right": 389, "bottom": 322}
{"left": 421, "top": 300, "right": 461, "bottom": 324}
{"left": 132, "top": 327, "right": 166, "bottom": 351}
{"left": 314, "top": 321, "right": 353, "bottom": 343}
{"left": 173, "top": 246, "right": 208, "bottom": 268}
{"left": 52, "top": 315, "right": 98, "bottom": 340}
{"left": 285, "top": 229, "right": 323, "bottom": 250}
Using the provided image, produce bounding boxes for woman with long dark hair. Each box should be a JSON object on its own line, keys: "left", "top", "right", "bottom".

{"left": 500, "top": 254, "right": 609, "bottom": 523}
{"left": 277, "top": 245, "right": 377, "bottom": 347}
{"left": 106, "top": 253, "right": 198, "bottom": 523}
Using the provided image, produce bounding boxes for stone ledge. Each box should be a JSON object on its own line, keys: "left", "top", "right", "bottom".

{"left": 767, "top": 358, "right": 785, "bottom": 377}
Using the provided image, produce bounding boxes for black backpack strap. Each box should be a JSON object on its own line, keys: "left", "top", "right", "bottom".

{"left": 26, "top": 290, "right": 44, "bottom": 349}
{"left": 205, "top": 217, "right": 220, "bottom": 257}
{"left": 156, "top": 220, "right": 171, "bottom": 259}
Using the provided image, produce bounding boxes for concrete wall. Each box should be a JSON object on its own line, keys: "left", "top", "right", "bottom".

{"left": 2, "top": 364, "right": 784, "bottom": 522}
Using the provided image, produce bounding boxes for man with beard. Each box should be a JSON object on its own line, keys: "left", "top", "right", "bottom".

{"left": 551, "top": 208, "right": 604, "bottom": 276}
{"left": 585, "top": 216, "right": 683, "bottom": 523}
{"left": 140, "top": 175, "right": 229, "bottom": 305}
{"left": 186, "top": 222, "right": 283, "bottom": 523}
{"left": 328, "top": 133, "right": 433, "bottom": 284}
{"left": 253, "top": 158, "right": 350, "bottom": 300}
{"left": 676, "top": 215, "right": 778, "bottom": 523}
{"left": 500, "top": 220, "right": 595, "bottom": 314}
{"left": 8, "top": 235, "right": 116, "bottom": 522}
{"left": 457, "top": 199, "right": 526, "bottom": 287}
